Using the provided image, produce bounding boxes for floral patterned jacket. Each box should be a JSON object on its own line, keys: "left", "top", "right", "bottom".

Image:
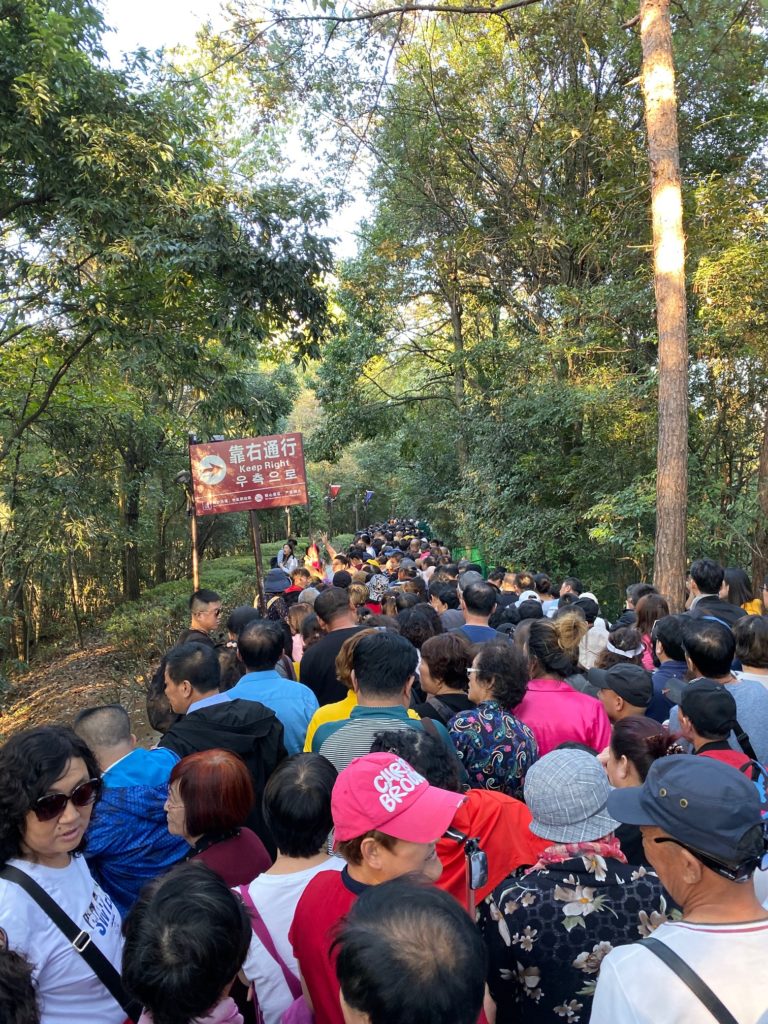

{"left": 477, "top": 851, "right": 678, "bottom": 1023}
{"left": 448, "top": 699, "right": 538, "bottom": 798}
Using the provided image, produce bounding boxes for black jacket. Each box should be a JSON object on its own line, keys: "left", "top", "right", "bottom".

{"left": 687, "top": 595, "right": 747, "bottom": 628}
{"left": 159, "top": 698, "right": 286, "bottom": 856}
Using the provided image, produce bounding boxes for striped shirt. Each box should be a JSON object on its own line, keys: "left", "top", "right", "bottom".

{"left": 316, "top": 705, "right": 451, "bottom": 773}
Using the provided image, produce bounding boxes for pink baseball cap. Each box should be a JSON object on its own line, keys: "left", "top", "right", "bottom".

{"left": 332, "top": 753, "right": 466, "bottom": 843}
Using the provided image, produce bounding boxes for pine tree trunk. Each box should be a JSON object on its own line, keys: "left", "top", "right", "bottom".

{"left": 640, "top": 0, "right": 689, "bottom": 612}
{"left": 751, "top": 403, "right": 768, "bottom": 590}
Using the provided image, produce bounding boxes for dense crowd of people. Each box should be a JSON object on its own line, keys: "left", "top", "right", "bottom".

{"left": 1, "top": 518, "right": 767, "bottom": 1024}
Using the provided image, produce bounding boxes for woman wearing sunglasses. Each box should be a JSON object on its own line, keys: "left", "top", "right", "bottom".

{"left": 0, "top": 725, "right": 126, "bottom": 1024}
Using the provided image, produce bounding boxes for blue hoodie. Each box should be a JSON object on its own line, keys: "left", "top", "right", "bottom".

{"left": 84, "top": 747, "right": 188, "bottom": 917}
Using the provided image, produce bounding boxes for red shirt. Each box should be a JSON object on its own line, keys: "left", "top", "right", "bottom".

{"left": 436, "top": 789, "right": 549, "bottom": 906}
{"left": 698, "top": 746, "right": 753, "bottom": 772}
{"left": 515, "top": 678, "right": 611, "bottom": 755}
{"left": 289, "top": 867, "right": 363, "bottom": 1024}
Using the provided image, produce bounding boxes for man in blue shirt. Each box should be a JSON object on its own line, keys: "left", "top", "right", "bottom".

{"left": 74, "top": 704, "right": 187, "bottom": 916}
{"left": 455, "top": 580, "right": 499, "bottom": 644}
{"left": 647, "top": 614, "right": 687, "bottom": 723}
{"left": 229, "top": 620, "right": 318, "bottom": 754}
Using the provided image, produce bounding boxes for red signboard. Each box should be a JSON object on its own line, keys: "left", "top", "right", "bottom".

{"left": 189, "top": 432, "right": 308, "bottom": 517}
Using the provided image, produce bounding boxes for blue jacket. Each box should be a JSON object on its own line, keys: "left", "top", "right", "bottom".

{"left": 647, "top": 660, "right": 687, "bottom": 723}
{"left": 84, "top": 747, "right": 188, "bottom": 917}
{"left": 228, "top": 670, "right": 318, "bottom": 754}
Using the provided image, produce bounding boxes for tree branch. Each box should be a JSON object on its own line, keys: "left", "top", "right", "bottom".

{"left": 0, "top": 330, "right": 97, "bottom": 464}
{"left": 271, "top": 0, "right": 544, "bottom": 25}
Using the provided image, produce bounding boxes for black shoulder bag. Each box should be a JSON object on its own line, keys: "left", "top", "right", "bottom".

{"left": 0, "top": 864, "right": 142, "bottom": 1022}
{"left": 639, "top": 936, "right": 739, "bottom": 1024}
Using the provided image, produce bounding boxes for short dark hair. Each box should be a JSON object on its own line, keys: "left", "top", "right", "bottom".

{"left": 462, "top": 581, "right": 497, "bottom": 617}
{"left": 226, "top": 605, "right": 261, "bottom": 636}
{"left": 431, "top": 582, "right": 459, "bottom": 610}
{"left": 352, "top": 632, "right": 418, "bottom": 697}
{"left": 562, "top": 576, "right": 583, "bottom": 595}
{"left": 0, "top": 726, "right": 100, "bottom": 867}
{"left": 370, "top": 730, "right": 461, "bottom": 792}
{"left": 314, "top": 587, "right": 352, "bottom": 625}
{"left": 489, "top": 603, "right": 521, "bottom": 630}
{"left": 688, "top": 558, "right": 724, "bottom": 596}
{"left": 682, "top": 618, "right": 735, "bottom": 677}
{"left": 573, "top": 597, "right": 599, "bottom": 625}
{"left": 334, "top": 877, "right": 486, "bottom": 1024}
{"left": 165, "top": 642, "right": 220, "bottom": 694}
{"left": 0, "top": 945, "right": 38, "bottom": 1024}
{"left": 189, "top": 588, "right": 220, "bottom": 612}
{"left": 517, "top": 598, "right": 543, "bottom": 621}
{"left": 652, "top": 614, "right": 686, "bottom": 662}
{"left": 122, "top": 863, "right": 251, "bottom": 1024}
{"left": 237, "top": 620, "right": 284, "bottom": 671}
{"left": 474, "top": 642, "right": 528, "bottom": 707}
{"left": 626, "top": 582, "right": 655, "bottom": 604}
{"left": 262, "top": 754, "right": 337, "bottom": 857}
{"left": 420, "top": 633, "right": 473, "bottom": 691}
{"left": 73, "top": 704, "right": 131, "bottom": 749}
{"left": 733, "top": 615, "right": 768, "bottom": 670}
{"left": 402, "top": 576, "right": 427, "bottom": 599}
{"left": 170, "top": 750, "right": 254, "bottom": 835}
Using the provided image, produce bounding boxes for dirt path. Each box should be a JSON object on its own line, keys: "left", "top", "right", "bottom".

{"left": 0, "top": 635, "right": 157, "bottom": 744}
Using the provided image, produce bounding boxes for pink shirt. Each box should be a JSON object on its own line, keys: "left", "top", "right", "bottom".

{"left": 515, "top": 679, "right": 611, "bottom": 756}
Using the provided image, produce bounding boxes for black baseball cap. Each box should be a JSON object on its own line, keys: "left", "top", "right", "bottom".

{"left": 607, "top": 755, "right": 762, "bottom": 870}
{"left": 680, "top": 679, "right": 738, "bottom": 737}
{"left": 587, "top": 663, "right": 653, "bottom": 708}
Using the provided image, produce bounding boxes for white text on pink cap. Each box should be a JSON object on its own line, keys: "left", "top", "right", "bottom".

{"left": 373, "top": 760, "right": 426, "bottom": 812}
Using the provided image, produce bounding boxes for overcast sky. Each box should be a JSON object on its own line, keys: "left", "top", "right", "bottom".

{"left": 100, "top": 0, "right": 366, "bottom": 259}
{"left": 101, "top": 0, "right": 225, "bottom": 59}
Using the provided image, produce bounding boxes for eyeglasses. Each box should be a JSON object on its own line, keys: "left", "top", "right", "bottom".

{"left": 467, "top": 668, "right": 480, "bottom": 677}
{"left": 32, "top": 778, "right": 101, "bottom": 823}
{"left": 652, "top": 836, "right": 764, "bottom": 883}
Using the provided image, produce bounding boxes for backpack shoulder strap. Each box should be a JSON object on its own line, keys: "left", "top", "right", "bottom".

{"left": 0, "top": 864, "right": 141, "bottom": 1021}
{"left": 238, "top": 885, "right": 302, "bottom": 1000}
{"left": 732, "top": 720, "right": 758, "bottom": 763}
{"left": 425, "top": 694, "right": 454, "bottom": 724}
{"left": 639, "top": 937, "right": 739, "bottom": 1024}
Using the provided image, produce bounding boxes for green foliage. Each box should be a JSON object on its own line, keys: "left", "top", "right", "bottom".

{"left": 105, "top": 557, "right": 259, "bottom": 658}
{"left": 0, "top": 0, "right": 336, "bottom": 663}
{"left": 277, "top": 0, "right": 768, "bottom": 593}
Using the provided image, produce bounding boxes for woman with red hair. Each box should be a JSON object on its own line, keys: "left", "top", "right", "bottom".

{"left": 165, "top": 749, "right": 271, "bottom": 886}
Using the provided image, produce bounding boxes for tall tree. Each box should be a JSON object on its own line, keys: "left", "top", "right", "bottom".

{"left": 639, "top": 0, "right": 688, "bottom": 611}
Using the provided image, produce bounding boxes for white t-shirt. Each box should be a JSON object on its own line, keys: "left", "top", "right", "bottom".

{"left": 240, "top": 857, "right": 344, "bottom": 1024}
{"left": 0, "top": 856, "right": 124, "bottom": 1024}
{"left": 591, "top": 916, "right": 768, "bottom": 1024}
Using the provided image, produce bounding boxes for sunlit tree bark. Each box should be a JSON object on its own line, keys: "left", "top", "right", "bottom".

{"left": 640, "top": 0, "right": 689, "bottom": 611}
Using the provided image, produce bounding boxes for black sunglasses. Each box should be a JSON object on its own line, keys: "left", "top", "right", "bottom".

{"left": 32, "top": 778, "right": 102, "bottom": 823}
{"left": 653, "top": 836, "right": 764, "bottom": 882}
